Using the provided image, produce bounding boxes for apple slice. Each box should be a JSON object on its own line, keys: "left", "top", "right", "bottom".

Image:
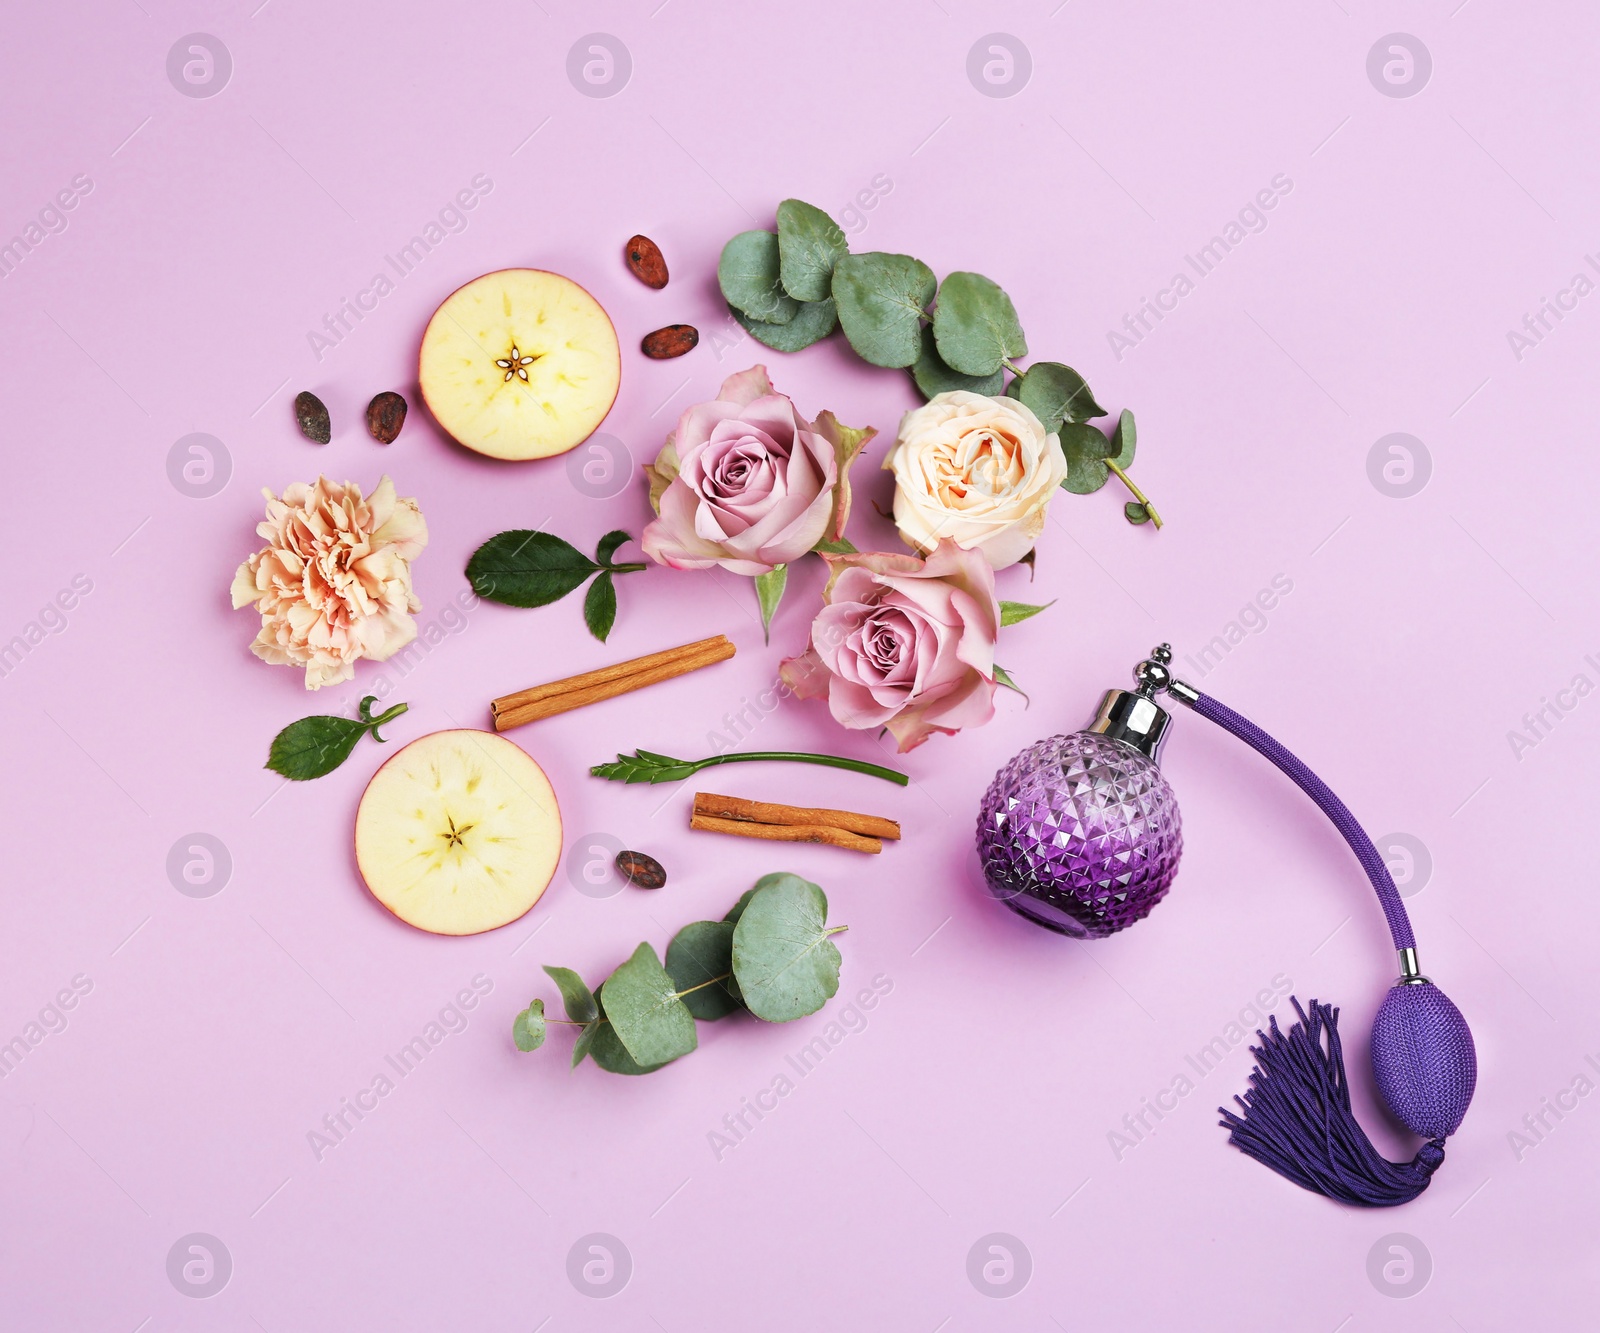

{"left": 418, "top": 269, "right": 621, "bottom": 461}
{"left": 354, "top": 729, "right": 562, "bottom": 935}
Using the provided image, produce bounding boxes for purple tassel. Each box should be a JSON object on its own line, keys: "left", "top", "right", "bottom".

{"left": 1219, "top": 998, "right": 1445, "bottom": 1207}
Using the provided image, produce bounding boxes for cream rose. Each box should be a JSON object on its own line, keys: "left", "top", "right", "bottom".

{"left": 883, "top": 390, "right": 1066, "bottom": 570}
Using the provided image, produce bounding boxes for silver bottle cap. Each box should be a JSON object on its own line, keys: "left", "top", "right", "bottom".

{"left": 1086, "top": 644, "right": 1176, "bottom": 760}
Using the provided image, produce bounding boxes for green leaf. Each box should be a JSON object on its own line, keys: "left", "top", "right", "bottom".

{"left": 512, "top": 999, "right": 546, "bottom": 1053}
{"left": 1015, "top": 362, "right": 1106, "bottom": 434}
{"left": 1005, "top": 375, "right": 1024, "bottom": 400}
{"left": 730, "top": 875, "right": 844, "bottom": 1023}
{"left": 909, "top": 324, "right": 1004, "bottom": 399}
{"left": 589, "top": 749, "right": 699, "bottom": 784}
{"left": 1125, "top": 502, "right": 1152, "bottom": 525}
{"left": 571, "top": 1018, "right": 600, "bottom": 1068}
{"left": 831, "top": 252, "right": 937, "bottom": 368}
{"left": 595, "top": 530, "right": 633, "bottom": 567}
{"left": 1109, "top": 408, "right": 1136, "bottom": 469}
{"left": 664, "top": 921, "right": 740, "bottom": 1021}
{"left": 732, "top": 298, "right": 838, "bottom": 352}
{"left": 583, "top": 571, "right": 617, "bottom": 642}
{"left": 718, "top": 230, "right": 799, "bottom": 325}
{"left": 813, "top": 536, "right": 857, "bottom": 555}
{"left": 754, "top": 565, "right": 787, "bottom": 644}
{"left": 723, "top": 888, "right": 758, "bottom": 924}
{"left": 542, "top": 966, "right": 598, "bottom": 1025}
{"left": 776, "top": 200, "right": 849, "bottom": 302}
{"left": 465, "top": 530, "right": 598, "bottom": 608}
{"left": 999, "top": 600, "right": 1054, "bottom": 628}
{"left": 993, "top": 664, "right": 1029, "bottom": 703}
{"left": 587, "top": 989, "right": 668, "bottom": 1075}
{"left": 601, "top": 943, "right": 699, "bottom": 1067}
{"left": 1059, "top": 422, "right": 1114, "bottom": 495}
{"left": 932, "top": 271, "right": 1027, "bottom": 377}
{"left": 267, "top": 715, "right": 370, "bottom": 781}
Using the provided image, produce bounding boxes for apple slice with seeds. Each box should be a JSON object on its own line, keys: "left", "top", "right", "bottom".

{"left": 354, "top": 729, "right": 561, "bottom": 935}
{"left": 418, "top": 268, "right": 621, "bottom": 461}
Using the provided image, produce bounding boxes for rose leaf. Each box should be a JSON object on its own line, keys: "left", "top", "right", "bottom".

{"left": 754, "top": 565, "right": 787, "bottom": 644}
{"left": 831, "top": 252, "right": 937, "bottom": 368}
{"left": 664, "top": 920, "right": 741, "bottom": 1021}
{"left": 776, "top": 200, "right": 849, "bottom": 302}
{"left": 718, "top": 230, "right": 799, "bottom": 325}
{"left": 582, "top": 571, "right": 617, "bottom": 642}
{"left": 731, "top": 298, "right": 838, "bottom": 352}
{"left": 931, "top": 271, "right": 1027, "bottom": 377}
{"left": 730, "top": 875, "right": 844, "bottom": 1023}
{"left": 465, "top": 530, "right": 598, "bottom": 607}
{"left": 1059, "top": 422, "right": 1114, "bottom": 495}
{"left": 999, "top": 600, "right": 1054, "bottom": 628}
{"left": 909, "top": 324, "right": 1003, "bottom": 399}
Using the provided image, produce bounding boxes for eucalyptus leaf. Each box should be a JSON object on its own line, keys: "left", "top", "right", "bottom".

{"left": 1059, "top": 422, "right": 1113, "bottom": 495}
{"left": 909, "top": 324, "right": 1004, "bottom": 399}
{"left": 999, "top": 600, "right": 1054, "bottom": 628}
{"left": 732, "top": 298, "right": 838, "bottom": 352}
{"left": 718, "top": 230, "right": 799, "bottom": 325}
{"left": 1108, "top": 409, "right": 1136, "bottom": 469}
{"left": 776, "top": 200, "right": 848, "bottom": 302}
{"left": 1125, "top": 502, "right": 1152, "bottom": 525}
{"left": 1016, "top": 362, "right": 1106, "bottom": 433}
{"left": 542, "top": 965, "right": 598, "bottom": 1025}
{"left": 754, "top": 565, "right": 787, "bottom": 644}
{"left": 583, "top": 571, "right": 617, "bottom": 642}
{"left": 465, "top": 531, "right": 598, "bottom": 607}
{"left": 571, "top": 1018, "right": 600, "bottom": 1068}
{"left": 932, "top": 271, "right": 1027, "bottom": 376}
{"left": 601, "top": 942, "right": 699, "bottom": 1066}
{"left": 831, "top": 252, "right": 936, "bottom": 368}
{"left": 665, "top": 920, "right": 740, "bottom": 1021}
{"left": 588, "top": 988, "right": 670, "bottom": 1075}
{"left": 512, "top": 999, "right": 546, "bottom": 1053}
{"left": 723, "top": 888, "right": 758, "bottom": 924}
{"left": 731, "top": 875, "right": 844, "bottom": 1023}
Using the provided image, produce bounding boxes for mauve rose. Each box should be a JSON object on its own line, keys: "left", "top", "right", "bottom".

{"left": 779, "top": 541, "right": 1000, "bottom": 752}
{"left": 642, "top": 366, "right": 872, "bottom": 577}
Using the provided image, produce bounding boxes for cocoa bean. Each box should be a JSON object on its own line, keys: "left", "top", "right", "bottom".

{"left": 365, "top": 391, "right": 408, "bottom": 444}
{"left": 294, "top": 391, "right": 331, "bottom": 444}
{"left": 624, "top": 234, "right": 669, "bottom": 289}
{"left": 641, "top": 324, "right": 698, "bottom": 359}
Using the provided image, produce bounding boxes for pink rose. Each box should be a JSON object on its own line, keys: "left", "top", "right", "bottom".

{"left": 779, "top": 541, "right": 1000, "bottom": 752}
{"left": 642, "top": 366, "right": 872, "bottom": 576}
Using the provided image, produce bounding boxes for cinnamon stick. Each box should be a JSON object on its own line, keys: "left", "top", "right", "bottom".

{"left": 692, "top": 792, "right": 900, "bottom": 841}
{"left": 490, "top": 635, "right": 735, "bottom": 730}
{"left": 688, "top": 813, "right": 883, "bottom": 854}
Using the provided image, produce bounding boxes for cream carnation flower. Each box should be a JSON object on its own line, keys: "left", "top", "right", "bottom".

{"left": 231, "top": 475, "right": 428, "bottom": 690}
{"left": 883, "top": 390, "right": 1066, "bottom": 570}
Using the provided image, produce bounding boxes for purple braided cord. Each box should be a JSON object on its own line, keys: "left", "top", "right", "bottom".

{"left": 1186, "top": 691, "right": 1416, "bottom": 952}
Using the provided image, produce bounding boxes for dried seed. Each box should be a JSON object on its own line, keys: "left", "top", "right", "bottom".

{"left": 624, "top": 234, "right": 669, "bottom": 289}
{"left": 294, "top": 391, "right": 331, "bottom": 444}
{"left": 641, "top": 324, "right": 698, "bottom": 359}
{"left": 366, "top": 391, "right": 408, "bottom": 444}
{"left": 615, "top": 850, "right": 667, "bottom": 890}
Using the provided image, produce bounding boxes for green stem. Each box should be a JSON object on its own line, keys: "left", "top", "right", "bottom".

{"left": 1003, "top": 358, "right": 1027, "bottom": 379}
{"left": 693, "top": 751, "right": 909, "bottom": 786}
{"left": 1104, "top": 460, "right": 1163, "bottom": 529}
{"left": 605, "top": 562, "right": 648, "bottom": 574}
{"left": 363, "top": 700, "right": 408, "bottom": 741}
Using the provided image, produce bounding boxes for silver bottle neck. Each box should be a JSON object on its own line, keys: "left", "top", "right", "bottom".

{"left": 1087, "top": 688, "right": 1171, "bottom": 761}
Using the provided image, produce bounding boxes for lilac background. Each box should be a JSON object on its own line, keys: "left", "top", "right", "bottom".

{"left": 2, "top": 2, "right": 1595, "bottom": 1328}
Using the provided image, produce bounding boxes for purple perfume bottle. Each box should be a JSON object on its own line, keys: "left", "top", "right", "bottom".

{"left": 976, "top": 648, "right": 1183, "bottom": 937}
